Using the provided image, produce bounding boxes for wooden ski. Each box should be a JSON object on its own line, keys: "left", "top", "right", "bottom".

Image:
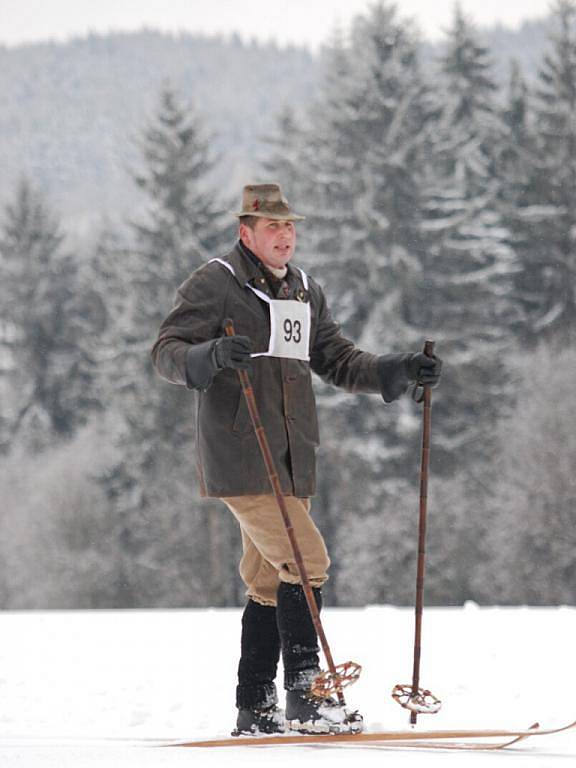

{"left": 166, "top": 718, "right": 576, "bottom": 749}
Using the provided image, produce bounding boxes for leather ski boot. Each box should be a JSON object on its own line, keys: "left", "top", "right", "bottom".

{"left": 285, "top": 688, "right": 363, "bottom": 734}
{"left": 233, "top": 703, "right": 286, "bottom": 736}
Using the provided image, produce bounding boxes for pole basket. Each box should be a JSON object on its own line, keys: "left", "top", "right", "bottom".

{"left": 392, "top": 683, "right": 442, "bottom": 715}
{"left": 311, "top": 661, "right": 362, "bottom": 698}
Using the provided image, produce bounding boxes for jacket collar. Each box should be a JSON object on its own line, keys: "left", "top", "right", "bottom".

{"left": 224, "top": 241, "right": 262, "bottom": 286}
{"left": 225, "top": 241, "right": 301, "bottom": 297}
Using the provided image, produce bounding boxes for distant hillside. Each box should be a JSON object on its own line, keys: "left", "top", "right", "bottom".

{"left": 0, "top": 31, "right": 318, "bottom": 235}
{"left": 481, "top": 16, "right": 550, "bottom": 81}
{"left": 0, "top": 16, "right": 553, "bottom": 236}
{"left": 422, "top": 16, "right": 550, "bottom": 99}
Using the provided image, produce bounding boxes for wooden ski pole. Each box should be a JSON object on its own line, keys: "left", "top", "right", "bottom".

{"left": 224, "top": 320, "right": 348, "bottom": 706}
{"left": 410, "top": 339, "right": 435, "bottom": 725}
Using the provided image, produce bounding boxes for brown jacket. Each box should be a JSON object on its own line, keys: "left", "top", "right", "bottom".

{"left": 151, "top": 243, "right": 410, "bottom": 497}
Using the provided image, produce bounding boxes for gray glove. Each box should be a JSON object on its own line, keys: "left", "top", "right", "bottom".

{"left": 213, "top": 335, "right": 253, "bottom": 371}
{"left": 405, "top": 352, "right": 442, "bottom": 387}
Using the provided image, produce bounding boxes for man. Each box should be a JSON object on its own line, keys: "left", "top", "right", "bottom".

{"left": 151, "top": 183, "right": 442, "bottom": 736}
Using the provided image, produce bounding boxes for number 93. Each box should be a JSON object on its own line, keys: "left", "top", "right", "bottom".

{"left": 283, "top": 318, "right": 302, "bottom": 344}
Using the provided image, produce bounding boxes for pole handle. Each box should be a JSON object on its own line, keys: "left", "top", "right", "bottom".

{"left": 412, "top": 340, "right": 436, "bottom": 404}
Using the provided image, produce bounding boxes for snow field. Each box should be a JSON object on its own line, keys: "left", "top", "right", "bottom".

{"left": 0, "top": 605, "right": 574, "bottom": 766}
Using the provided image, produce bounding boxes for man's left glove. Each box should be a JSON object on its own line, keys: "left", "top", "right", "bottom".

{"left": 404, "top": 352, "right": 443, "bottom": 387}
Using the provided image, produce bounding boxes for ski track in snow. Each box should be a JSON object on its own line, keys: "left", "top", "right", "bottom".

{"left": 0, "top": 605, "right": 575, "bottom": 766}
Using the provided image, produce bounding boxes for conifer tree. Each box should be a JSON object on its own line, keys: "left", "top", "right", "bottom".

{"left": 299, "top": 2, "right": 436, "bottom": 421}
{"left": 394, "top": 7, "right": 527, "bottom": 603}
{"left": 499, "top": 63, "right": 534, "bottom": 230}
{"left": 309, "top": 6, "right": 435, "bottom": 338}
{"left": 262, "top": 107, "right": 311, "bottom": 203}
{"left": 265, "top": 3, "right": 521, "bottom": 604}
{"left": 126, "top": 85, "right": 230, "bottom": 483}
{"left": 501, "top": 61, "right": 533, "bottom": 194}
{"left": 512, "top": 0, "right": 576, "bottom": 342}
{"left": 95, "top": 87, "right": 237, "bottom": 607}
{"left": 0, "top": 179, "right": 96, "bottom": 454}
{"left": 419, "top": 6, "right": 518, "bottom": 468}
{"left": 265, "top": 3, "right": 440, "bottom": 602}
{"left": 495, "top": 62, "right": 540, "bottom": 342}
{"left": 132, "top": 86, "right": 229, "bottom": 324}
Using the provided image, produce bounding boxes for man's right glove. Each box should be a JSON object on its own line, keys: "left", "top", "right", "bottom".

{"left": 213, "top": 335, "right": 253, "bottom": 371}
{"left": 405, "top": 352, "right": 443, "bottom": 387}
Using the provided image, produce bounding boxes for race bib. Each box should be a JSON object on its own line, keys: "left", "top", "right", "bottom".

{"left": 246, "top": 287, "right": 311, "bottom": 361}
{"left": 266, "top": 299, "right": 311, "bottom": 361}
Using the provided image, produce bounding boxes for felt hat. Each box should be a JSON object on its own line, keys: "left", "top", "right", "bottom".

{"left": 234, "top": 183, "right": 305, "bottom": 221}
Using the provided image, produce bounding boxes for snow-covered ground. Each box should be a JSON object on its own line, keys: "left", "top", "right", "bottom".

{"left": 0, "top": 605, "right": 574, "bottom": 766}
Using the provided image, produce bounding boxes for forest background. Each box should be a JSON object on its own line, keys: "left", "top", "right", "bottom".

{"left": 1, "top": 1, "right": 575, "bottom": 609}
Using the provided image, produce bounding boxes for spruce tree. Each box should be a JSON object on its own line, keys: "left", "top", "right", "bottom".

{"left": 499, "top": 63, "right": 534, "bottom": 233}
{"left": 132, "top": 86, "right": 228, "bottom": 317}
{"left": 95, "top": 86, "right": 238, "bottom": 607}
{"left": 500, "top": 61, "right": 533, "bottom": 194}
{"left": 266, "top": 3, "right": 518, "bottom": 604}
{"left": 401, "top": 7, "right": 527, "bottom": 604}
{"left": 0, "top": 179, "right": 96, "bottom": 454}
{"left": 496, "top": 62, "right": 541, "bottom": 343}
{"left": 307, "top": 6, "right": 435, "bottom": 337}
{"left": 296, "top": 1, "right": 436, "bottom": 435}
{"left": 512, "top": 0, "right": 576, "bottom": 342}
{"left": 265, "top": 3, "right": 440, "bottom": 603}
{"left": 419, "top": 6, "right": 518, "bottom": 468}
{"left": 262, "top": 106, "right": 313, "bottom": 204}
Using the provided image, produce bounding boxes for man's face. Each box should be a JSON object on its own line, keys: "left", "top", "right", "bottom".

{"left": 240, "top": 218, "right": 296, "bottom": 270}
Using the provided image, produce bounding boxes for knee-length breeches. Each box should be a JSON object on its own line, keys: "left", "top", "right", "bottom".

{"left": 220, "top": 495, "right": 330, "bottom": 607}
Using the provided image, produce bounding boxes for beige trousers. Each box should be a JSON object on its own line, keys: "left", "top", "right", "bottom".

{"left": 221, "top": 495, "right": 330, "bottom": 607}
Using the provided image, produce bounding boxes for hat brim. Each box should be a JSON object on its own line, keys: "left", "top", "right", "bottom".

{"left": 233, "top": 211, "right": 305, "bottom": 221}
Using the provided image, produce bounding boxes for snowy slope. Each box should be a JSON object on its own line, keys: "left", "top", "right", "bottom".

{"left": 0, "top": 606, "right": 575, "bottom": 766}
